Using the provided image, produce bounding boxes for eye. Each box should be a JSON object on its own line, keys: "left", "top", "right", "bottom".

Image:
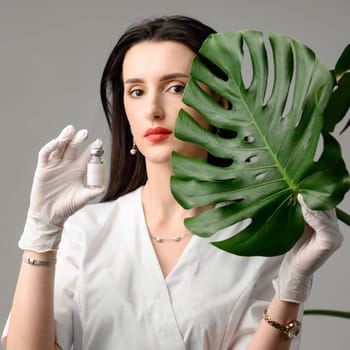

{"left": 168, "top": 84, "right": 185, "bottom": 94}
{"left": 129, "top": 89, "right": 144, "bottom": 97}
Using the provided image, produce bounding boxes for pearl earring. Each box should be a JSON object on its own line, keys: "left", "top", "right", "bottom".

{"left": 130, "top": 143, "right": 137, "bottom": 155}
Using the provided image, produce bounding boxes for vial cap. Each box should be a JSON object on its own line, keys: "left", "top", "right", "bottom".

{"left": 90, "top": 147, "right": 104, "bottom": 156}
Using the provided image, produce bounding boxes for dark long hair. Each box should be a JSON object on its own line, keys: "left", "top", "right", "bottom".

{"left": 100, "top": 15, "right": 217, "bottom": 202}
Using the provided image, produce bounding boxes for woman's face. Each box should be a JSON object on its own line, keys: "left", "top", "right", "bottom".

{"left": 122, "top": 40, "right": 209, "bottom": 165}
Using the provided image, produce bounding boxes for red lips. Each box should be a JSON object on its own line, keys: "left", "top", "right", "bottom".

{"left": 144, "top": 127, "right": 172, "bottom": 142}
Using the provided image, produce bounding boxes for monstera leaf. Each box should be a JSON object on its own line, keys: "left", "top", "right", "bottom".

{"left": 170, "top": 31, "right": 350, "bottom": 256}
{"left": 324, "top": 43, "right": 350, "bottom": 133}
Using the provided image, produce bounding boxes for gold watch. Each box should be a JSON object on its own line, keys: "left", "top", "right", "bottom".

{"left": 263, "top": 309, "right": 301, "bottom": 339}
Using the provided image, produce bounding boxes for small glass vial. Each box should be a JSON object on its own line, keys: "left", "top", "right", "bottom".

{"left": 87, "top": 141, "right": 105, "bottom": 189}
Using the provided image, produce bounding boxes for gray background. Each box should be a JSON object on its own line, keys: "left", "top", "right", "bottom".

{"left": 1, "top": 0, "right": 349, "bottom": 348}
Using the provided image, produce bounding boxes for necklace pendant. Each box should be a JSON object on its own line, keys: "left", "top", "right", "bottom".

{"left": 150, "top": 232, "right": 188, "bottom": 243}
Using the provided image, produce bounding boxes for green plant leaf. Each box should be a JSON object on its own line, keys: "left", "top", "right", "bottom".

{"left": 171, "top": 31, "right": 350, "bottom": 256}
{"left": 324, "top": 43, "right": 350, "bottom": 134}
{"left": 323, "top": 72, "right": 350, "bottom": 133}
{"left": 335, "top": 43, "right": 350, "bottom": 76}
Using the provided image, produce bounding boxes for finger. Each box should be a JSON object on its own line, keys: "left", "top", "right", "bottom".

{"left": 298, "top": 194, "right": 338, "bottom": 227}
{"left": 49, "top": 125, "right": 75, "bottom": 160}
{"left": 75, "top": 186, "right": 105, "bottom": 208}
{"left": 91, "top": 138, "right": 103, "bottom": 149}
{"left": 37, "top": 138, "right": 59, "bottom": 165}
{"left": 298, "top": 194, "right": 343, "bottom": 249}
{"left": 63, "top": 129, "right": 89, "bottom": 160}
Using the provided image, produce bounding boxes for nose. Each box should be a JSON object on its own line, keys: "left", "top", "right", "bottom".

{"left": 145, "top": 92, "right": 165, "bottom": 121}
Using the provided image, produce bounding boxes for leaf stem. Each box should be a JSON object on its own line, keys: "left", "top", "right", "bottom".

{"left": 304, "top": 309, "right": 350, "bottom": 319}
{"left": 336, "top": 207, "right": 350, "bottom": 226}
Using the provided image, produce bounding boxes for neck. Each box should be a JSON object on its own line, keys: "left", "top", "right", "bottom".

{"left": 142, "top": 161, "right": 179, "bottom": 215}
{"left": 142, "top": 161, "right": 210, "bottom": 239}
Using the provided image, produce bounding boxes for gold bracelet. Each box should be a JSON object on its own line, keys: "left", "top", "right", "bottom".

{"left": 22, "top": 255, "right": 57, "bottom": 267}
{"left": 263, "top": 309, "right": 301, "bottom": 339}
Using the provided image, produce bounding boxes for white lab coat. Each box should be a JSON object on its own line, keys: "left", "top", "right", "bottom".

{"left": 2, "top": 187, "right": 302, "bottom": 349}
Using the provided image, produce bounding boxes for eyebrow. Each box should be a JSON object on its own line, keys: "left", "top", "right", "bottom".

{"left": 124, "top": 73, "right": 190, "bottom": 85}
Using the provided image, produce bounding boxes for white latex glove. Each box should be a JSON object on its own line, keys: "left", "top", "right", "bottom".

{"left": 273, "top": 194, "right": 343, "bottom": 303}
{"left": 18, "top": 125, "right": 105, "bottom": 252}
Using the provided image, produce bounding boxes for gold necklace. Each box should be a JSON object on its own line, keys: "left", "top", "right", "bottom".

{"left": 149, "top": 232, "right": 189, "bottom": 243}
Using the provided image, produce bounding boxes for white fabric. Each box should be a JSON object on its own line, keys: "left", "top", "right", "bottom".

{"left": 2, "top": 187, "right": 302, "bottom": 349}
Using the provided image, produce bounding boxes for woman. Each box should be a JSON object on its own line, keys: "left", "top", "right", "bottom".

{"left": 2, "top": 15, "right": 343, "bottom": 350}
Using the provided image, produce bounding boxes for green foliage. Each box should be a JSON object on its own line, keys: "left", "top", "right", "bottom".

{"left": 335, "top": 43, "right": 350, "bottom": 76}
{"left": 323, "top": 43, "right": 350, "bottom": 134}
{"left": 171, "top": 31, "right": 350, "bottom": 256}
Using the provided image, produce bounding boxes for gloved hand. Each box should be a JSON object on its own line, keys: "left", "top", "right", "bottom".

{"left": 18, "top": 125, "right": 105, "bottom": 252}
{"left": 273, "top": 194, "right": 343, "bottom": 303}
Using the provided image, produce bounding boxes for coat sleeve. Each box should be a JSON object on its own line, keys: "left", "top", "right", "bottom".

{"left": 53, "top": 218, "right": 82, "bottom": 350}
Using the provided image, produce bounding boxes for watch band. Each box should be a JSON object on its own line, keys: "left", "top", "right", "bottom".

{"left": 263, "top": 309, "right": 301, "bottom": 339}
{"left": 23, "top": 255, "right": 57, "bottom": 267}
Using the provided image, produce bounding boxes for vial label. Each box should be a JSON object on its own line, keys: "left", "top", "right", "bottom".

{"left": 87, "top": 163, "right": 105, "bottom": 189}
